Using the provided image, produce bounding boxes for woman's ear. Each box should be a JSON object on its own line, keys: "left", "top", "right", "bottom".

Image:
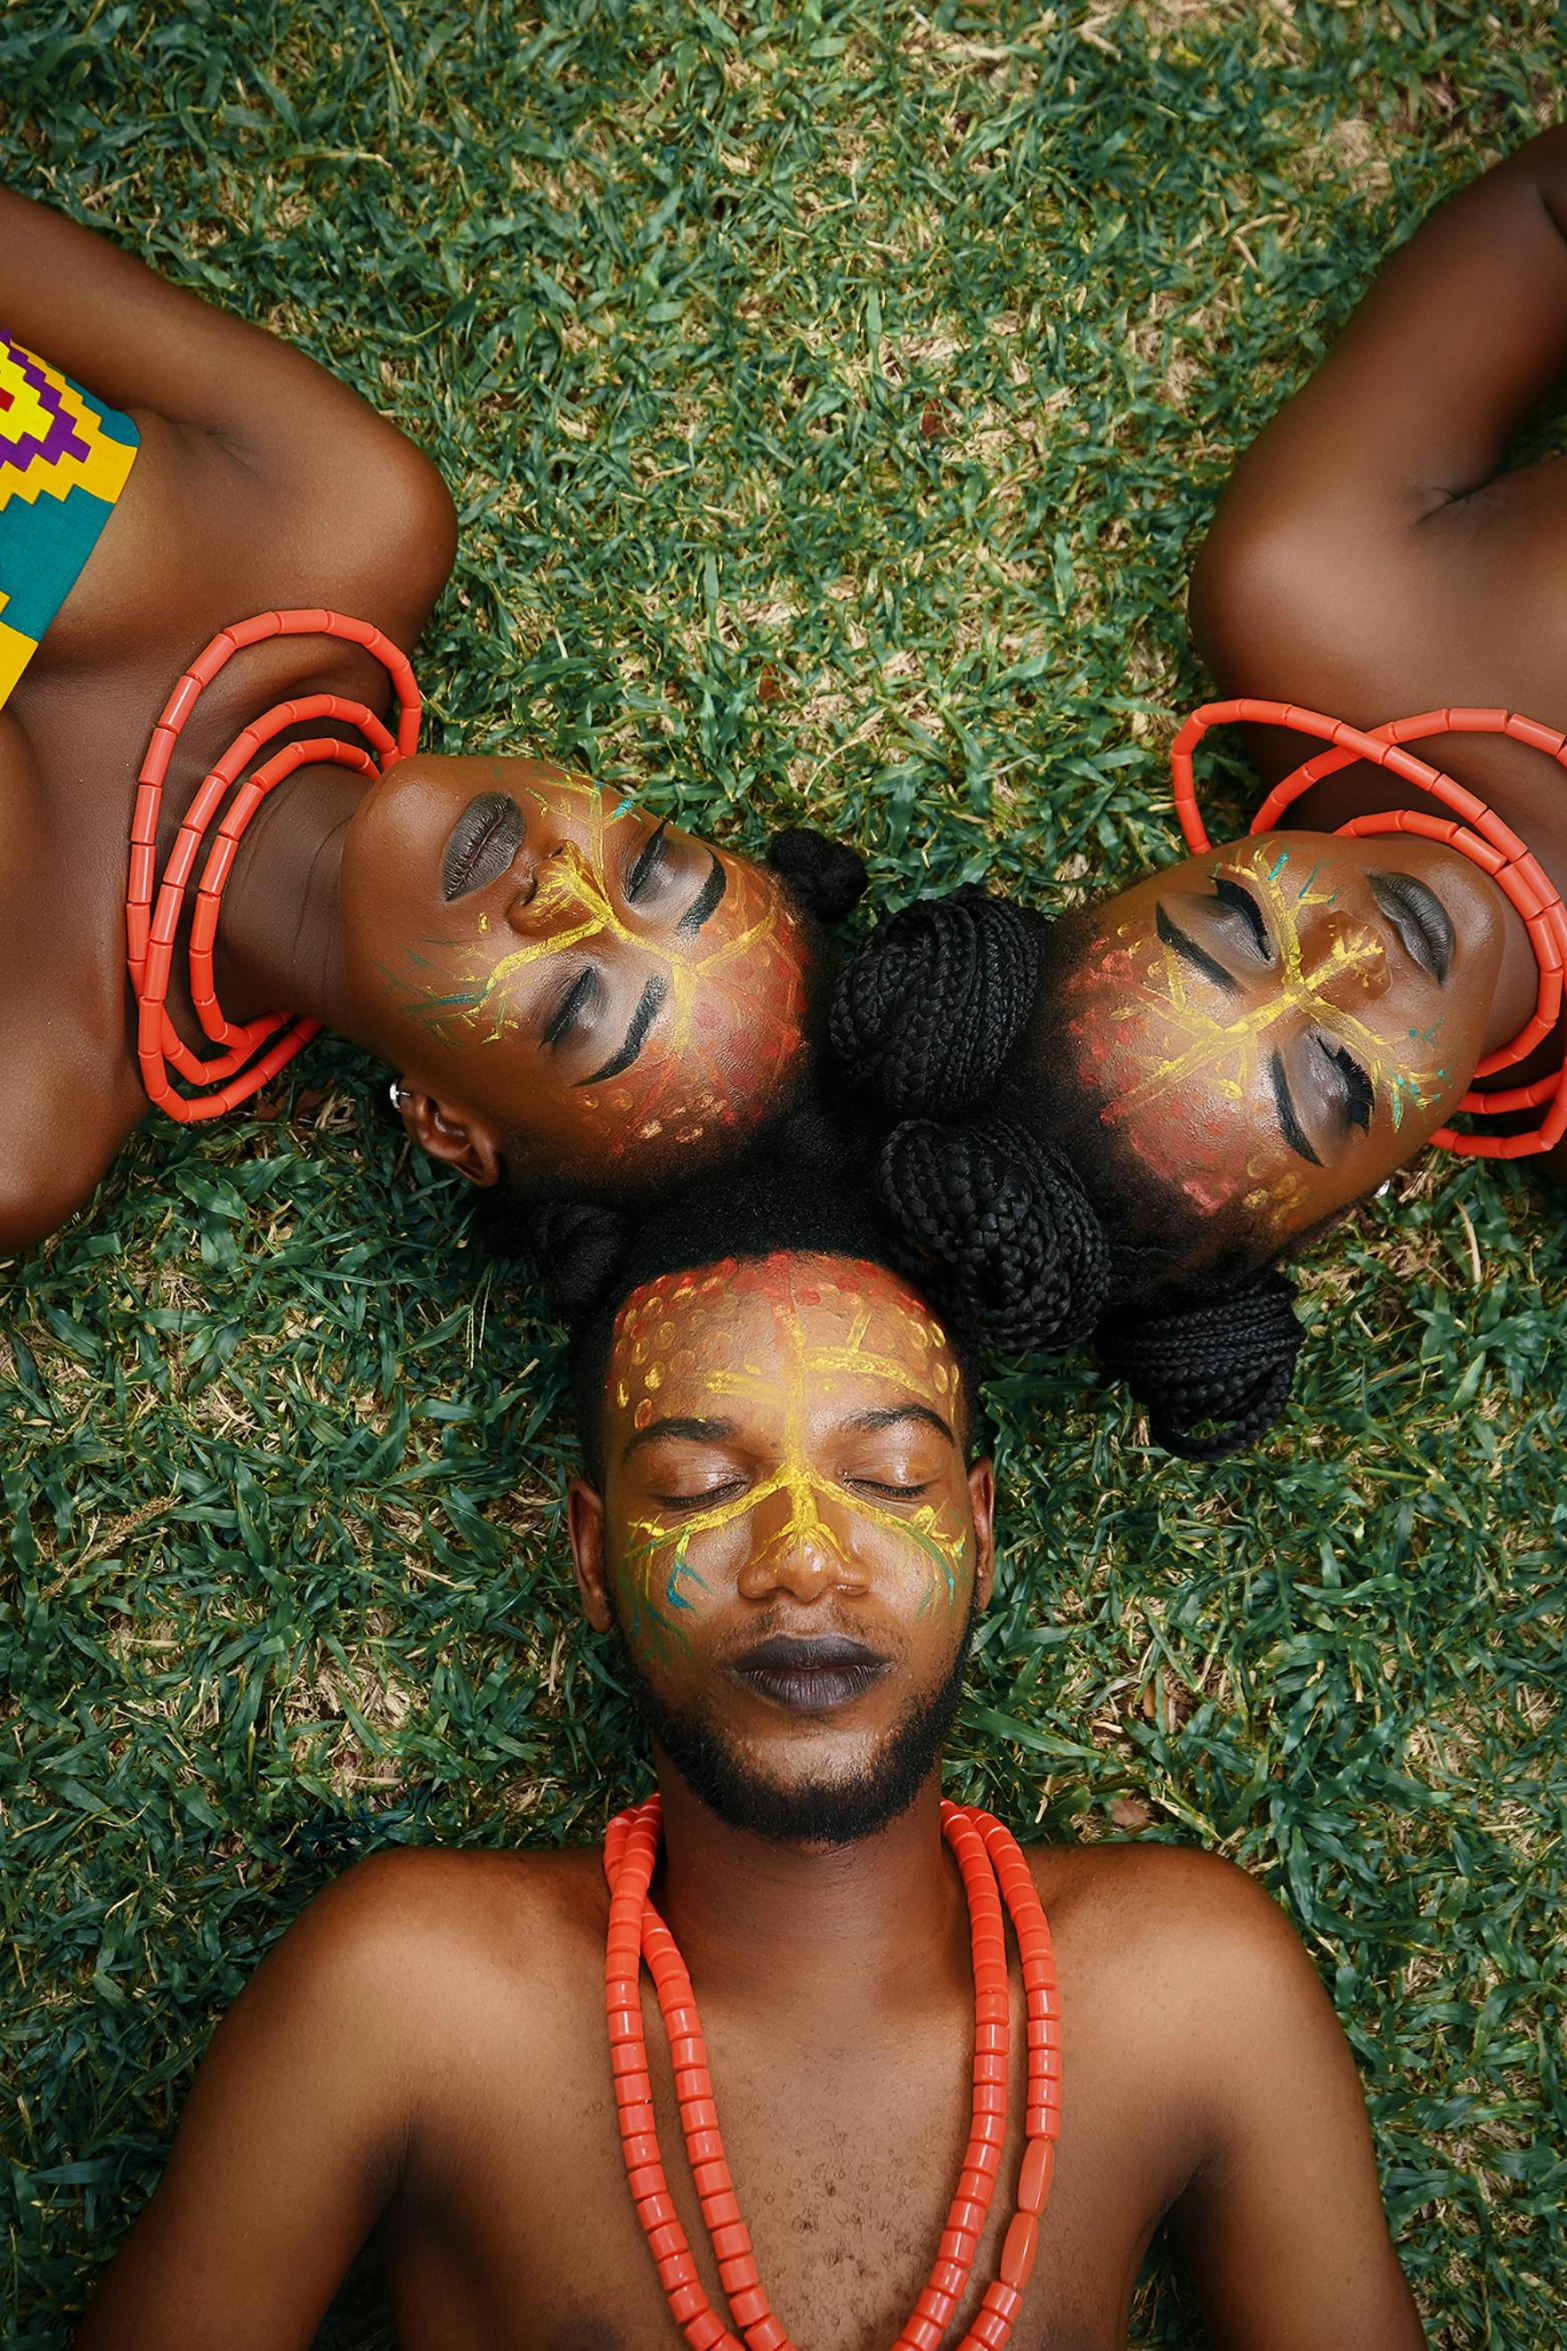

{"left": 396, "top": 1086, "right": 503, "bottom": 1186}
{"left": 567, "top": 1476, "right": 614, "bottom": 1632}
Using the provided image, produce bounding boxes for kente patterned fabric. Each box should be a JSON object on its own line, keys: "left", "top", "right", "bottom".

{"left": 0, "top": 332, "right": 138, "bottom": 709}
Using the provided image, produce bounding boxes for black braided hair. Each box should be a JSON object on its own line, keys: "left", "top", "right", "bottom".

{"left": 766, "top": 826, "right": 868, "bottom": 923}
{"left": 830, "top": 884, "right": 1041, "bottom": 1117}
{"left": 828, "top": 887, "right": 1308, "bottom": 1460}
{"left": 1094, "top": 1270, "right": 1305, "bottom": 1461}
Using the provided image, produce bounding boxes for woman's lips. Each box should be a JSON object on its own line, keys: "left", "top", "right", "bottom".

{"left": 1369, "top": 871, "right": 1454, "bottom": 984}
{"left": 441, "top": 791, "right": 526, "bottom": 901}
{"left": 730, "top": 1633, "right": 890, "bottom": 1714}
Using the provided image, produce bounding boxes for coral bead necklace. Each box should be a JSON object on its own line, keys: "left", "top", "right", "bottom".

{"left": 603, "top": 1797, "right": 1061, "bottom": 2351}
{"left": 126, "top": 609, "right": 420, "bottom": 1123}
{"left": 1171, "top": 698, "right": 1567, "bottom": 1159}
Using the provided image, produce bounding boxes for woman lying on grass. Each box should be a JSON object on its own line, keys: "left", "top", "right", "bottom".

{"left": 0, "top": 191, "right": 862, "bottom": 1257}
{"left": 829, "top": 128, "right": 1567, "bottom": 1460}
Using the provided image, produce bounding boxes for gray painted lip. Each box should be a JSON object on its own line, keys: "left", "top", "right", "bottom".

{"left": 441, "top": 791, "right": 525, "bottom": 902}
{"left": 1370, "top": 870, "right": 1454, "bottom": 984}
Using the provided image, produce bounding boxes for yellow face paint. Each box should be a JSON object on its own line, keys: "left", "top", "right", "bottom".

{"left": 1066, "top": 839, "right": 1451, "bottom": 1227}
{"left": 605, "top": 1256, "right": 972, "bottom": 1657}
{"left": 385, "top": 772, "right": 809, "bottom": 1158}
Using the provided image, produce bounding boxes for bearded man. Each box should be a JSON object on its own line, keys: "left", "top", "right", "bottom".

{"left": 77, "top": 1169, "right": 1424, "bottom": 2351}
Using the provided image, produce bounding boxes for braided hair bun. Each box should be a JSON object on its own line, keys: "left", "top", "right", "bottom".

{"left": 831, "top": 885, "right": 1041, "bottom": 1117}
{"left": 876, "top": 1113, "right": 1111, "bottom": 1353}
{"left": 1094, "top": 1270, "right": 1305, "bottom": 1461}
{"left": 766, "top": 827, "right": 868, "bottom": 923}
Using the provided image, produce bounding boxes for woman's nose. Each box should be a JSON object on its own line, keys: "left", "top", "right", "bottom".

{"left": 503, "top": 841, "right": 607, "bottom": 935}
{"left": 1302, "top": 913, "right": 1389, "bottom": 1006}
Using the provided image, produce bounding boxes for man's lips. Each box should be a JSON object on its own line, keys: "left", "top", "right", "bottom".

{"left": 729, "top": 1633, "right": 891, "bottom": 1714}
{"left": 441, "top": 791, "right": 526, "bottom": 902}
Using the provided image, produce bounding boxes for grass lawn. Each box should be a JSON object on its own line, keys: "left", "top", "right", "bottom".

{"left": 2, "top": 2, "right": 1564, "bottom": 2343}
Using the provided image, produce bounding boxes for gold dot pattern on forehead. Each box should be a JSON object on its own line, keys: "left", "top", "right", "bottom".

{"left": 609, "top": 1256, "right": 970, "bottom": 1653}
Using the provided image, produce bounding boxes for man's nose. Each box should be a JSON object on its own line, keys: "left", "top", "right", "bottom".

{"left": 1301, "top": 912, "right": 1389, "bottom": 1006}
{"left": 736, "top": 1476, "right": 864, "bottom": 1605}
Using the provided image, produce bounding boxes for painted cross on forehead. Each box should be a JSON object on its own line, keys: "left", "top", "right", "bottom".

{"left": 394, "top": 774, "right": 808, "bottom": 1155}
{"left": 607, "top": 1255, "right": 971, "bottom": 1658}
{"left": 1072, "top": 842, "right": 1449, "bottom": 1217}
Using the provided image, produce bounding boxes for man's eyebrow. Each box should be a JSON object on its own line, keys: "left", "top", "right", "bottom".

{"left": 677, "top": 852, "right": 727, "bottom": 937}
{"left": 1269, "top": 1048, "right": 1322, "bottom": 1166}
{"left": 580, "top": 974, "right": 668, "bottom": 1085}
{"left": 621, "top": 1414, "right": 735, "bottom": 1462}
{"left": 1156, "top": 901, "right": 1238, "bottom": 994}
{"left": 842, "top": 1403, "right": 956, "bottom": 1446}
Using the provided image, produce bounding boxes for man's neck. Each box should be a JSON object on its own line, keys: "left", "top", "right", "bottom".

{"left": 650, "top": 1762, "right": 970, "bottom": 2019}
{"left": 211, "top": 761, "right": 363, "bottom": 1035}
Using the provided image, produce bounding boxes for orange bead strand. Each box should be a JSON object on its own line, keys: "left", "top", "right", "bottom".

{"left": 1169, "top": 698, "right": 1567, "bottom": 1158}
{"left": 126, "top": 609, "right": 420, "bottom": 1122}
{"left": 602, "top": 1798, "right": 1061, "bottom": 2351}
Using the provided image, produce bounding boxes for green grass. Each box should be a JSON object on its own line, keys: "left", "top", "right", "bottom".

{"left": 2, "top": 2, "right": 1564, "bottom": 2344}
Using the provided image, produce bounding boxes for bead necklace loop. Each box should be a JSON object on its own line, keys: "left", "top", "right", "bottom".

{"left": 603, "top": 1796, "right": 1061, "bottom": 2351}
{"left": 1170, "top": 699, "right": 1567, "bottom": 1158}
{"left": 127, "top": 609, "right": 420, "bottom": 1123}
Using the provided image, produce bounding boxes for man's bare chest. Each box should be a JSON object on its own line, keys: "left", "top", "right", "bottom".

{"left": 377, "top": 1995, "right": 1173, "bottom": 2351}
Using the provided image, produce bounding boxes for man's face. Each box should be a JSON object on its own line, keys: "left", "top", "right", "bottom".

{"left": 340, "top": 756, "right": 812, "bottom": 1182}
{"left": 568, "top": 1253, "right": 995, "bottom": 1843}
{"left": 1056, "top": 830, "right": 1506, "bottom": 1248}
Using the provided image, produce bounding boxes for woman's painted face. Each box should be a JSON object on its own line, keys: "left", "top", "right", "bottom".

{"left": 576, "top": 1253, "right": 992, "bottom": 1806}
{"left": 1059, "top": 831, "right": 1507, "bottom": 1245}
{"left": 339, "top": 757, "right": 811, "bottom": 1180}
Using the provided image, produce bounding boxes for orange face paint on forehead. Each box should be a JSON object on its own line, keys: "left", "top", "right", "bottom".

{"left": 604, "top": 1253, "right": 971, "bottom": 1655}
{"left": 390, "top": 771, "right": 809, "bottom": 1157}
{"left": 1064, "top": 840, "right": 1451, "bottom": 1229}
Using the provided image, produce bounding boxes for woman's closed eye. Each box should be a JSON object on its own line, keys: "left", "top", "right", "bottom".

{"left": 625, "top": 818, "right": 672, "bottom": 904}
{"left": 1212, "top": 874, "right": 1273, "bottom": 959}
{"left": 541, "top": 963, "right": 601, "bottom": 1052}
{"left": 1316, "top": 1035, "right": 1374, "bottom": 1132}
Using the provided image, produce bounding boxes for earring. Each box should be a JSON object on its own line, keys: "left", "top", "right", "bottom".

{"left": 389, "top": 1080, "right": 410, "bottom": 1112}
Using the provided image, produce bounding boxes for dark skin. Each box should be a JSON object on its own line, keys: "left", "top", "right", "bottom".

{"left": 0, "top": 195, "right": 810, "bottom": 1253}
{"left": 1062, "top": 128, "right": 1567, "bottom": 1243}
{"left": 77, "top": 1255, "right": 1423, "bottom": 2351}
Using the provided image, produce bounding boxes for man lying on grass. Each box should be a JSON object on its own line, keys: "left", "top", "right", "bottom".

{"left": 0, "top": 189, "right": 861, "bottom": 1256}
{"left": 77, "top": 1165, "right": 1424, "bottom": 2351}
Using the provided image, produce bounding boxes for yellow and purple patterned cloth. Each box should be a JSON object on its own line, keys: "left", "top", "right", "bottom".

{"left": 0, "top": 332, "right": 138, "bottom": 708}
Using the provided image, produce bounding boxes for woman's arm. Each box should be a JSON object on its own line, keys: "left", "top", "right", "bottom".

{"left": 1190, "top": 128, "right": 1567, "bottom": 691}
{"left": 0, "top": 187, "right": 395, "bottom": 473}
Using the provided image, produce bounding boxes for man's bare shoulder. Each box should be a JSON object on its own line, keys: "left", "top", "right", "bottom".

{"left": 253, "top": 1842, "right": 609, "bottom": 2052}
{"left": 1022, "top": 1837, "right": 1314, "bottom": 2024}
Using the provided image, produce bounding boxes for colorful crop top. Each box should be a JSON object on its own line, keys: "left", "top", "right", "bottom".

{"left": 0, "top": 332, "right": 138, "bottom": 709}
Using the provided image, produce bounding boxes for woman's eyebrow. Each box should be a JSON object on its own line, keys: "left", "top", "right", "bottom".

{"left": 580, "top": 974, "right": 668, "bottom": 1084}
{"left": 1156, "top": 901, "right": 1238, "bottom": 993}
{"left": 678, "top": 852, "right": 727, "bottom": 937}
{"left": 1269, "top": 1048, "right": 1323, "bottom": 1165}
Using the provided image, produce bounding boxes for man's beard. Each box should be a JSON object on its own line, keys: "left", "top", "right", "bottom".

{"left": 607, "top": 1596, "right": 978, "bottom": 1847}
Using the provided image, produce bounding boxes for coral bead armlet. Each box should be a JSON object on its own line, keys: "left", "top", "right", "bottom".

{"left": 1171, "top": 700, "right": 1567, "bottom": 1159}
{"left": 126, "top": 609, "right": 420, "bottom": 1123}
{"left": 602, "top": 1797, "right": 1061, "bottom": 2351}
